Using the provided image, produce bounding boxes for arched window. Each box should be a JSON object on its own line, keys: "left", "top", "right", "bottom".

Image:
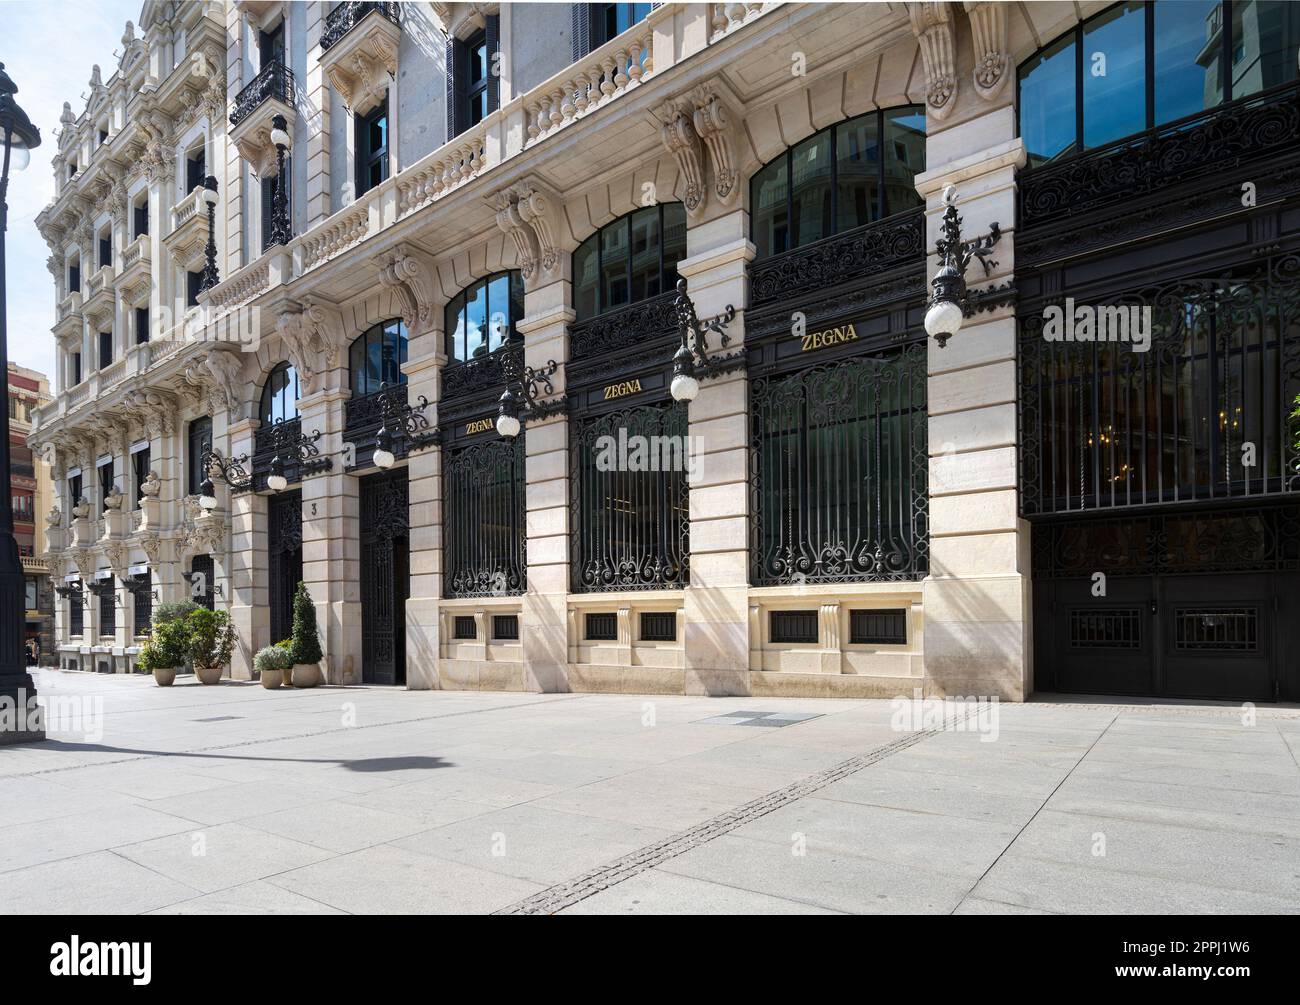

{"left": 349, "top": 319, "right": 407, "bottom": 396}
{"left": 1018, "top": 1, "right": 1300, "bottom": 168}
{"left": 572, "top": 203, "right": 686, "bottom": 320}
{"left": 445, "top": 270, "right": 524, "bottom": 363}
{"left": 260, "top": 362, "right": 299, "bottom": 424}
{"left": 750, "top": 107, "right": 925, "bottom": 259}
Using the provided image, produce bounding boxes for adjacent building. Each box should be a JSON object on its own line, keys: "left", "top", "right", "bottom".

{"left": 9, "top": 363, "right": 54, "bottom": 664}
{"left": 30, "top": 1, "right": 1300, "bottom": 701}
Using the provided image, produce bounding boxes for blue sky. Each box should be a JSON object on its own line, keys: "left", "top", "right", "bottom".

{"left": 6, "top": 0, "right": 141, "bottom": 384}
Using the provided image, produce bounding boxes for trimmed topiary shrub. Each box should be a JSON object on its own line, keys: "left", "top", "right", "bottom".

{"left": 289, "top": 582, "right": 323, "bottom": 665}
{"left": 254, "top": 644, "right": 293, "bottom": 673}
{"left": 185, "top": 608, "right": 236, "bottom": 669}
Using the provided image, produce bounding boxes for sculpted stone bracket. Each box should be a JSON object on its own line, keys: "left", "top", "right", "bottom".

{"left": 653, "top": 81, "right": 741, "bottom": 217}
{"left": 373, "top": 245, "right": 439, "bottom": 335}
{"left": 489, "top": 178, "right": 563, "bottom": 286}
{"left": 322, "top": 14, "right": 400, "bottom": 116}
{"left": 908, "top": 2, "right": 957, "bottom": 121}
{"left": 119, "top": 388, "right": 178, "bottom": 438}
{"left": 277, "top": 298, "right": 348, "bottom": 393}
{"left": 183, "top": 347, "right": 248, "bottom": 421}
{"left": 964, "top": 1, "right": 1010, "bottom": 101}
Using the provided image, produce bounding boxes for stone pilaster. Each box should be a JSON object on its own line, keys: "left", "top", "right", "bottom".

{"left": 304, "top": 2, "right": 332, "bottom": 227}
{"left": 916, "top": 88, "right": 1030, "bottom": 700}
{"left": 227, "top": 417, "right": 266, "bottom": 679}
{"left": 680, "top": 207, "right": 753, "bottom": 696}
{"left": 405, "top": 328, "right": 445, "bottom": 690}
{"left": 519, "top": 269, "right": 573, "bottom": 693}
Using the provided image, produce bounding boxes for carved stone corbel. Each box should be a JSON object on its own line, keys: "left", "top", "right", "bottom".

{"left": 184, "top": 348, "right": 247, "bottom": 421}
{"left": 690, "top": 85, "right": 739, "bottom": 206}
{"left": 489, "top": 179, "right": 563, "bottom": 286}
{"left": 323, "top": 23, "right": 398, "bottom": 116}
{"left": 964, "top": 1, "right": 1010, "bottom": 101}
{"left": 908, "top": 2, "right": 958, "bottom": 121}
{"left": 373, "top": 246, "right": 438, "bottom": 335}
{"left": 655, "top": 98, "right": 705, "bottom": 217}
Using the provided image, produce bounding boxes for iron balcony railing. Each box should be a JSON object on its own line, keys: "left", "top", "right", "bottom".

{"left": 230, "top": 60, "right": 296, "bottom": 128}
{"left": 321, "top": 2, "right": 401, "bottom": 52}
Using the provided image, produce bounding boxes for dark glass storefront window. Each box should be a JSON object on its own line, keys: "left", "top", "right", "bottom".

{"left": 1018, "top": 1, "right": 1300, "bottom": 168}
{"left": 445, "top": 271, "right": 524, "bottom": 362}
{"left": 751, "top": 107, "right": 925, "bottom": 259}
{"left": 572, "top": 204, "right": 686, "bottom": 321}
{"left": 187, "top": 417, "right": 212, "bottom": 497}
{"left": 443, "top": 436, "right": 526, "bottom": 597}
{"left": 350, "top": 319, "right": 407, "bottom": 396}
{"left": 571, "top": 402, "right": 689, "bottom": 592}
{"left": 260, "top": 362, "right": 299, "bottom": 424}
{"left": 751, "top": 347, "right": 929, "bottom": 586}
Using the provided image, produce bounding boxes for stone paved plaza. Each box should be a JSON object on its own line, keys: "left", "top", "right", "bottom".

{"left": 3, "top": 668, "right": 1299, "bottom": 915}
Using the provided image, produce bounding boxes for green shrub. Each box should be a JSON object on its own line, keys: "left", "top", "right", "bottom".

{"left": 253, "top": 644, "right": 293, "bottom": 673}
{"left": 140, "top": 619, "right": 188, "bottom": 669}
{"left": 154, "top": 600, "right": 201, "bottom": 627}
{"left": 289, "top": 582, "right": 323, "bottom": 665}
{"left": 186, "top": 608, "right": 236, "bottom": 669}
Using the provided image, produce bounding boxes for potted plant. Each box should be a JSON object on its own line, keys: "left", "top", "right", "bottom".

{"left": 288, "top": 582, "right": 324, "bottom": 688}
{"left": 253, "top": 643, "right": 292, "bottom": 689}
{"left": 137, "top": 618, "right": 187, "bottom": 687}
{"left": 186, "top": 608, "right": 236, "bottom": 685}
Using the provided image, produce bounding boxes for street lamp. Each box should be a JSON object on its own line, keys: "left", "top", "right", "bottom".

{"left": 268, "top": 113, "right": 291, "bottom": 246}
{"left": 199, "top": 174, "right": 220, "bottom": 292}
{"left": 370, "top": 382, "right": 436, "bottom": 469}
{"left": 923, "top": 185, "right": 1003, "bottom": 348}
{"left": 198, "top": 447, "right": 252, "bottom": 510}
{"left": 667, "top": 279, "right": 739, "bottom": 403}
{"left": 494, "top": 341, "right": 561, "bottom": 440}
{"left": 0, "top": 62, "right": 44, "bottom": 743}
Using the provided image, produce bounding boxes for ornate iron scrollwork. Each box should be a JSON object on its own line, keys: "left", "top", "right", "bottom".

{"left": 200, "top": 446, "right": 253, "bottom": 494}
{"left": 374, "top": 381, "right": 437, "bottom": 455}
{"left": 266, "top": 418, "right": 332, "bottom": 480}
{"left": 229, "top": 60, "right": 296, "bottom": 127}
{"left": 499, "top": 341, "right": 564, "bottom": 423}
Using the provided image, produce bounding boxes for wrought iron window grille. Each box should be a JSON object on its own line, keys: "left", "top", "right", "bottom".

{"left": 322, "top": 2, "right": 401, "bottom": 54}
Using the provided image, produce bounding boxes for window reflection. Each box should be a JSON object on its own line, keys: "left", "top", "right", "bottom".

{"left": 444, "top": 271, "right": 525, "bottom": 363}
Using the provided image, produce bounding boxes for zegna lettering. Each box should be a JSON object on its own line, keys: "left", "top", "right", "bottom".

{"left": 50, "top": 937, "right": 152, "bottom": 985}
{"left": 801, "top": 323, "right": 858, "bottom": 352}
{"left": 603, "top": 378, "right": 643, "bottom": 400}
{"left": 465, "top": 418, "right": 494, "bottom": 435}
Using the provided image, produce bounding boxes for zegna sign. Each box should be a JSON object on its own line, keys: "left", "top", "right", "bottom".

{"left": 798, "top": 321, "right": 860, "bottom": 352}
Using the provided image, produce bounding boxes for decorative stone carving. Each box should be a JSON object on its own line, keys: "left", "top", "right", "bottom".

{"left": 489, "top": 179, "right": 563, "bottom": 286}
{"left": 140, "top": 470, "right": 161, "bottom": 498}
{"left": 655, "top": 98, "right": 705, "bottom": 217}
{"left": 690, "top": 85, "right": 740, "bottom": 206}
{"left": 103, "top": 485, "right": 124, "bottom": 511}
{"left": 964, "top": 1, "right": 1010, "bottom": 101}
{"left": 373, "top": 246, "right": 439, "bottom": 334}
{"left": 322, "top": 6, "right": 400, "bottom": 117}
{"left": 185, "top": 349, "right": 247, "bottom": 420}
{"left": 70, "top": 498, "right": 90, "bottom": 520}
{"left": 908, "top": 2, "right": 957, "bottom": 121}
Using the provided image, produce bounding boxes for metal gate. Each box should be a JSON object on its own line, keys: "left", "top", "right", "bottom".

{"left": 360, "top": 470, "right": 409, "bottom": 685}
{"left": 268, "top": 491, "right": 302, "bottom": 644}
{"left": 1031, "top": 506, "right": 1300, "bottom": 701}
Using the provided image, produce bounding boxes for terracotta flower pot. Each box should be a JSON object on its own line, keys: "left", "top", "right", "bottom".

{"left": 292, "top": 663, "right": 322, "bottom": 688}
{"left": 260, "top": 668, "right": 284, "bottom": 689}
{"left": 153, "top": 666, "right": 177, "bottom": 687}
{"left": 195, "top": 664, "right": 224, "bottom": 685}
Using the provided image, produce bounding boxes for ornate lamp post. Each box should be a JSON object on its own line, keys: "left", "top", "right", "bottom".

{"left": 494, "top": 338, "right": 562, "bottom": 439}
{"left": 198, "top": 447, "right": 252, "bottom": 510}
{"left": 371, "top": 383, "right": 437, "bottom": 470}
{"left": 0, "top": 63, "right": 44, "bottom": 743}
{"left": 265, "top": 418, "right": 330, "bottom": 491}
{"left": 668, "top": 278, "right": 739, "bottom": 403}
{"left": 923, "top": 185, "right": 1003, "bottom": 348}
{"left": 199, "top": 174, "right": 220, "bottom": 291}
{"left": 268, "top": 113, "right": 291, "bottom": 246}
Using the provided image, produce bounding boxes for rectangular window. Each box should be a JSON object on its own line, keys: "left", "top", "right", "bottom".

{"left": 789, "top": 130, "right": 832, "bottom": 249}
{"left": 585, "top": 612, "right": 617, "bottom": 641}
{"left": 71, "top": 352, "right": 82, "bottom": 386}
{"left": 133, "top": 448, "right": 151, "bottom": 507}
{"left": 1081, "top": 2, "right": 1147, "bottom": 150}
{"left": 190, "top": 554, "right": 215, "bottom": 611}
{"left": 133, "top": 572, "right": 152, "bottom": 638}
{"left": 135, "top": 307, "right": 149, "bottom": 344}
{"left": 571, "top": 403, "right": 690, "bottom": 592}
{"left": 492, "top": 614, "right": 519, "bottom": 640}
{"left": 25, "top": 578, "right": 38, "bottom": 610}
{"left": 1230, "top": 0, "right": 1300, "bottom": 98}
{"left": 186, "top": 270, "right": 203, "bottom": 307}
{"left": 453, "top": 615, "right": 477, "bottom": 640}
{"left": 1154, "top": 0, "right": 1223, "bottom": 122}
{"left": 591, "top": 3, "right": 652, "bottom": 46}
{"left": 1018, "top": 34, "right": 1077, "bottom": 166}
{"left": 69, "top": 583, "right": 84, "bottom": 636}
{"left": 463, "top": 30, "right": 491, "bottom": 128}
{"left": 639, "top": 611, "right": 676, "bottom": 642}
{"left": 186, "top": 149, "right": 206, "bottom": 192}
{"left": 443, "top": 437, "right": 526, "bottom": 597}
{"left": 770, "top": 610, "right": 819, "bottom": 645}
{"left": 187, "top": 417, "right": 212, "bottom": 497}
{"left": 99, "top": 460, "right": 115, "bottom": 512}
{"left": 133, "top": 202, "right": 149, "bottom": 238}
{"left": 355, "top": 101, "right": 388, "bottom": 197}
{"left": 68, "top": 262, "right": 80, "bottom": 293}
{"left": 99, "top": 582, "right": 116, "bottom": 637}
{"left": 98, "top": 330, "right": 113, "bottom": 370}
{"left": 68, "top": 473, "right": 82, "bottom": 509}
{"left": 98, "top": 234, "right": 112, "bottom": 269}
{"left": 849, "top": 609, "right": 908, "bottom": 646}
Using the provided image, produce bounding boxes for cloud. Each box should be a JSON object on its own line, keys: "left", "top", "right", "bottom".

{"left": 5, "top": 0, "right": 142, "bottom": 382}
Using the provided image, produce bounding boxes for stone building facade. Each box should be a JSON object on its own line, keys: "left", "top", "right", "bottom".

{"left": 30, "top": 2, "right": 1300, "bottom": 702}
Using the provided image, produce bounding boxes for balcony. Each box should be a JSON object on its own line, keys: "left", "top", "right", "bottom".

{"left": 321, "top": 3, "right": 401, "bottom": 116}
{"left": 164, "top": 186, "right": 211, "bottom": 271}
{"left": 115, "top": 234, "right": 152, "bottom": 308}
{"left": 230, "top": 60, "right": 297, "bottom": 177}
{"left": 53, "top": 290, "right": 82, "bottom": 342}
{"left": 82, "top": 265, "right": 116, "bottom": 331}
